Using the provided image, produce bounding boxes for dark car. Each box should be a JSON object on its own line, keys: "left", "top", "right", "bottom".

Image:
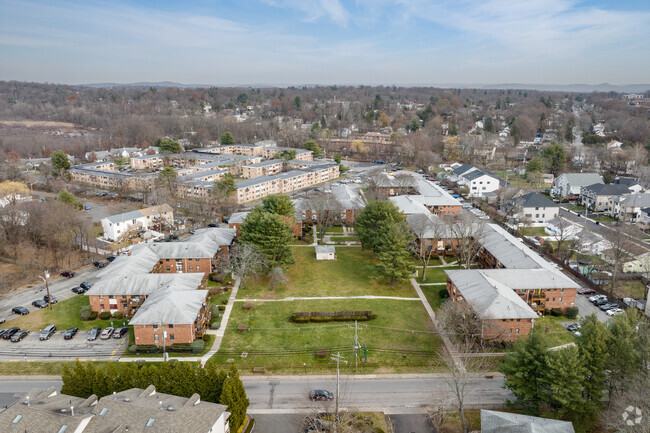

{"left": 80, "top": 282, "right": 92, "bottom": 291}
{"left": 3, "top": 328, "right": 20, "bottom": 339}
{"left": 72, "top": 286, "right": 85, "bottom": 294}
{"left": 43, "top": 295, "right": 58, "bottom": 304}
{"left": 60, "top": 270, "right": 75, "bottom": 278}
{"left": 32, "top": 299, "right": 48, "bottom": 309}
{"left": 11, "top": 330, "right": 29, "bottom": 342}
{"left": 577, "top": 288, "right": 596, "bottom": 295}
{"left": 93, "top": 261, "right": 106, "bottom": 268}
{"left": 594, "top": 298, "right": 610, "bottom": 306}
{"left": 11, "top": 306, "right": 29, "bottom": 315}
{"left": 88, "top": 327, "right": 102, "bottom": 341}
{"left": 566, "top": 323, "right": 581, "bottom": 333}
{"left": 308, "top": 390, "right": 333, "bottom": 401}
{"left": 600, "top": 302, "right": 618, "bottom": 311}
{"left": 106, "top": 256, "right": 117, "bottom": 262}
{"left": 40, "top": 325, "right": 57, "bottom": 340}
{"left": 64, "top": 328, "right": 79, "bottom": 340}
{"left": 112, "top": 327, "right": 128, "bottom": 339}
{"left": 0, "top": 329, "right": 9, "bottom": 339}
{"left": 207, "top": 223, "right": 218, "bottom": 228}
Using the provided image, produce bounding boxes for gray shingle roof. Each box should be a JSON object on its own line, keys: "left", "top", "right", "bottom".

{"left": 514, "top": 192, "right": 559, "bottom": 208}
{"left": 128, "top": 288, "right": 208, "bottom": 325}
{"left": 452, "top": 164, "right": 475, "bottom": 176}
{"left": 582, "top": 183, "right": 630, "bottom": 196}
{"left": 316, "top": 245, "right": 335, "bottom": 254}
{"left": 558, "top": 173, "right": 603, "bottom": 187}
{"left": 228, "top": 211, "right": 250, "bottom": 224}
{"left": 481, "top": 410, "right": 575, "bottom": 433}
{"left": 620, "top": 193, "right": 650, "bottom": 208}
{"left": 464, "top": 169, "right": 498, "bottom": 182}
{"left": 86, "top": 274, "right": 204, "bottom": 296}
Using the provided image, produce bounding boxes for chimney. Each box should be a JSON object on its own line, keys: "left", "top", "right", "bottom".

{"left": 159, "top": 401, "right": 163, "bottom": 410}
{"left": 71, "top": 406, "right": 75, "bottom": 416}
{"left": 26, "top": 396, "right": 30, "bottom": 406}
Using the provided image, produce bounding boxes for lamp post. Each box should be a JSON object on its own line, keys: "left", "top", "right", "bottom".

{"left": 39, "top": 272, "right": 52, "bottom": 310}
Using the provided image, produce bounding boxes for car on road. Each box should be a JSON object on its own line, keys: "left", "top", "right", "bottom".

{"left": 11, "top": 306, "right": 29, "bottom": 315}
{"left": 112, "top": 327, "right": 128, "bottom": 339}
{"left": 72, "top": 286, "right": 86, "bottom": 294}
{"left": 577, "top": 288, "right": 596, "bottom": 295}
{"left": 93, "top": 261, "right": 107, "bottom": 268}
{"left": 100, "top": 327, "right": 114, "bottom": 340}
{"left": 606, "top": 308, "right": 624, "bottom": 316}
{"left": 60, "top": 270, "right": 75, "bottom": 278}
{"left": 43, "top": 295, "right": 58, "bottom": 304}
{"left": 106, "top": 256, "right": 117, "bottom": 262}
{"left": 40, "top": 325, "right": 57, "bottom": 340}
{"left": 88, "top": 327, "right": 102, "bottom": 341}
{"left": 2, "top": 328, "right": 20, "bottom": 339}
{"left": 11, "top": 330, "right": 29, "bottom": 342}
{"left": 308, "top": 390, "right": 333, "bottom": 401}
{"left": 64, "top": 328, "right": 79, "bottom": 340}
{"left": 80, "top": 282, "right": 92, "bottom": 291}
{"left": 32, "top": 299, "right": 48, "bottom": 309}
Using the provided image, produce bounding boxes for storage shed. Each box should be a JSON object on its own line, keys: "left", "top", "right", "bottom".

{"left": 315, "top": 245, "right": 336, "bottom": 260}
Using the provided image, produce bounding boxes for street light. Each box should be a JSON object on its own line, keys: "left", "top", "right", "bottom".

{"left": 39, "top": 271, "right": 52, "bottom": 310}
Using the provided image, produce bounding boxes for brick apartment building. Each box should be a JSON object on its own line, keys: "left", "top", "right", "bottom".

{"left": 242, "top": 160, "right": 284, "bottom": 178}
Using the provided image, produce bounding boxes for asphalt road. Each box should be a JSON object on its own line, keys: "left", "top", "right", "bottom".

{"left": 0, "top": 264, "right": 103, "bottom": 323}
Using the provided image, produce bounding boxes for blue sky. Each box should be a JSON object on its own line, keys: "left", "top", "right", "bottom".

{"left": 1, "top": 0, "right": 649, "bottom": 85}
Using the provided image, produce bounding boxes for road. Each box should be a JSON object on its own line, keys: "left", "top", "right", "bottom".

{"left": 0, "top": 375, "right": 511, "bottom": 414}
{"left": 0, "top": 265, "right": 103, "bottom": 323}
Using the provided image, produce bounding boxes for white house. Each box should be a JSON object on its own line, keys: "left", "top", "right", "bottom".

{"left": 552, "top": 173, "right": 603, "bottom": 198}
{"left": 463, "top": 170, "right": 500, "bottom": 198}
{"left": 511, "top": 192, "right": 559, "bottom": 224}
{"left": 101, "top": 204, "right": 173, "bottom": 242}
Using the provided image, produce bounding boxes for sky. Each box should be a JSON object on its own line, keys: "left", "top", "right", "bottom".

{"left": 1, "top": 0, "right": 649, "bottom": 86}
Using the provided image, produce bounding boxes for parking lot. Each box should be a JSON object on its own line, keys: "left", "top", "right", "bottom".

{"left": 574, "top": 293, "right": 612, "bottom": 322}
{"left": 0, "top": 328, "right": 128, "bottom": 361}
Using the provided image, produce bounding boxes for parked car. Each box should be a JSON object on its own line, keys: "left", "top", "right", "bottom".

{"left": 32, "top": 299, "right": 48, "bottom": 309}
{"left": 106, "top": 256, "right": 117, "bottom": 262}
{"left": 60, "top": 270, "right": 75, "bottom": 278}
{"left": 308, "top": 390, "right": 333, "bottom": 401}
{"left": 566, "top": 323, "right": 581, "bottom": 333}
{"left": 11, "top": 330, "right": 29, "bottom": 342}
{"left": 2, "top": 328, "right": 20, "bottom": 339}
{"left": 0, "top": 329, "right": 9, "bottom": 339}
{"left": 80, "top": 282, "right": 92, "bottom": 291}
{"left": 207, "top": 223, "right": 218, "bottom": 228}
{"left": 88, "top": 327, "right": 102, "bottom": 341}
{"left": 606, "top": 308, "right": 624, "bottom": 316}
{"left": 589, "top": 294, "right": 607, "bottom": 303}
{"left": 64, "top": 328, "right": 79, "bottom": 340}
{"left": 599, "top": 302, "right": 618, "bottom": 311}
{"left": 43, "top": 295, "right": 58, "bottom": 304}
{"left": 93, "top": 261, "right": 107, "bottom": 268}
{"left": 594, "top": 298, "right": 610, "bottom": 306}
{"left": 577, "top": 288, "right": 596, "bottom": 295}
{"left": 39, "top": 325, "right": 57, "bottom": 340}
{"left": 11, "top": 306, "right": 29, "bottom": 315}
{"left": 72, "top": 286, "right": 85, "bottom": 294}
{"left": 100, "top": 327, "right": 114, "bottom": 340}
{"left": 84, "top": 205, "right": 91, "bottom": 210}
{"left": 112, "top": 327, "right": 128, "bottom": 339}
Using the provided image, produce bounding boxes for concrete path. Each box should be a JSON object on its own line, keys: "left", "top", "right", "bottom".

{"left": 235, "top": 295, "right": 421, "bottom": 302}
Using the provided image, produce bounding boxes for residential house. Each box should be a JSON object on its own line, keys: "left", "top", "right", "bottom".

{"left": 613, "top": 176, "right": 644, "bottom": 194}
{"left": 331, "top": 184, "right": 366, "bottom": 224}
{"left": 511, "top": 192, "right": 559, "bottom": 224}
{"left": 480, "top": 410, "right": 575, "bottom": 433}
{"left": 552, "top": 173, "right": 603, "bottom": 198}
{"left": 623, "top": 252, "right": 650, "bottom": 273}
{"left": 0, "top": 386, "right": 230, "bottom": 433}
{"left": 101, "top": 204, "right": 174, "bottom": 242}
{"left": 462, "top": 170, "right": 500, "bottom": 198}
{"left": 579, "top": 183, "right": 630, "bottom": 212}
{"left": 609, "top": 192, "right": 650, "bottom": 221}
{"left": 228, "top": 211, "right": 250, "bottom": 236}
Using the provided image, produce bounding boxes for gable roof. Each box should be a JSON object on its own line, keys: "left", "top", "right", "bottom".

{"left": 481, "top": 410, "right": 575, "bottom": 433}
{"left": 620, "top": 193, "right": 650, "bottom": 208}
{"left": 452, "top": 163, "right": 475, "bottom": 176}
{"left": 86, "top": 274, "right": 204, "bottom": 296}
{"left": 558, "top": 173, "right": 603, "bottom": 187}
{"left": 104, "top": 204, "right": 173, "bottom": 224}
{"left": 514, "top": 192, "right": 558, "bottom": 209}
{"left": 582, "top": 183, "right": 630, "bottom": 196}
{"left": 128, "top": 288, "right": 208, "bottom": 325}
{"left": 464, "top": 169, "right": 498, "bottom": 182}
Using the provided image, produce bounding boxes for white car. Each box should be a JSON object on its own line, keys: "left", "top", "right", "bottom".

{"left": 606, "top": 308, "right": 623, "bottom": 316}
{"left": 589, "top": 294, "right": 607, "bottom": 303}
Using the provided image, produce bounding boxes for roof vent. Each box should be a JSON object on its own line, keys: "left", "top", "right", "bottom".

{"left": 123, "top": 398, "right": 131, "bottom": 402}
{"left": 167, "top": 406, "right": 175, "bottom": 411}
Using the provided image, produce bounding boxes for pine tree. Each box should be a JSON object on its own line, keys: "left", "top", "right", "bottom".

{"left": 375, "top": 222, "right": 415, "bottom": 285}
{"left": 576, "top": 315, "right": 609, "bottom": 413}
{"left": 220, "top": 366, "right": 250, "bottom": 432}
{"left": 92, "top": 368, "right": 110, "bottom": 398}
{"left": 543, "top": 345, "right": 588, "bottom": 421}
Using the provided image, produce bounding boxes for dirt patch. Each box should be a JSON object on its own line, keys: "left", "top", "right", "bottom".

{"left": 0, "top": 120, "right": 78, "bottom": 128}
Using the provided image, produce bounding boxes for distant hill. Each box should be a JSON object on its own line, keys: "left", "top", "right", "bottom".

{"left": 477, "top": 83, "right": 650, "bottom": 93}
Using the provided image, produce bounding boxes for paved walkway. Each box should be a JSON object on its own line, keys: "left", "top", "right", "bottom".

{"left": 235, "top": 295, "right": 420, "bottom": 302}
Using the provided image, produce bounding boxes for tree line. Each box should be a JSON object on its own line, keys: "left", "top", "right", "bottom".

{"left": 62, "top": 360, "right": 250, "bottom": 432}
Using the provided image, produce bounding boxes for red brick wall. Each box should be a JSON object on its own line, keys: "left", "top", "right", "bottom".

{"left": 155, "top": 258, "right": 212, "bottom": 277}
{"left": 88, "top": 294, "right": 143, "bottom": 314}
{"left": 483, "top": 318, "right": 534, "bottom": 342}
{"left": 133, "top": 323, "right": 195, "bottom": 346}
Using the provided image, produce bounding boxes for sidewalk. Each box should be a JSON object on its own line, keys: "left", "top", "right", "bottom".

{"left": 235, "top": 295, "right": 420, "bottom": 302}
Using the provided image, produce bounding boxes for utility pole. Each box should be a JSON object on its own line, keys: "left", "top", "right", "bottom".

{"left": 353, "top": 321, "right": 360, "bottom": 374}
{"left": 40, "top": 272, "right": 52, "bottom": 309}
{"left": 330, "top": 352, "right": 347, "bottom": 433}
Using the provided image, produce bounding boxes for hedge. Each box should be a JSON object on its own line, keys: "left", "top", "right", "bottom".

{"left": 566, "top": 306, "right": 579, "bottom": 319}
{"left": 80, "top": 305, "right": 97, "bottom": 321}
{"left": 130, "top": 340, "right": 204, "bottom": 354}
{"left": 439, "top": 288, "right": 449, "bottom": 299}
{"left": 290, "top": 311, "right": 376, "bottom": 323}
{"left": 190, "top": 339, "right": 205, "bottom": 354}
{"left": 98, "top": 311, "right": 111, "bottom": 320}
{"left": 112, "top": 311, "right": 124, "bottom": 319}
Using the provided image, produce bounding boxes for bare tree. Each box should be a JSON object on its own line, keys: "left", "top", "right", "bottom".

{"left": 548, "top": 216, "right": 576, "bottom": 263}
{"left": 408, "top": 213, "right": 447, "bottom": 280}
{"left": 436, "top": 299, "right": 485, "bottom": 349}
{"left": 449, "top": 213, "right": 485, "bottom": 269}
{"left": 601, "top": 224, "right": 632, "bottom": 299}
{"left": 224, "top": 243, "right": 265, "bottom": 280}
{"left": 269, "top": 267, "right": 288, "bottom": 291}
{"left": 303, "top": 192, "right": 343, "bottom": 242}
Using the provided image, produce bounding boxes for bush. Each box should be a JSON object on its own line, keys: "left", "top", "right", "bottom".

{"left": 135, "top": 360, "right": 146, "bottom": 368}
{"left": 316, "top": 349, "right": 329, "bottom": 359}
{"left": 243, "top": 302, "right": 254, "bottom": 310}
{"left": 208, "top": 287, "right": 223, "bottom": 296}
{"left": 211, "top": 304, "right": 220, "bottom": 317}
{"left": 128, "top": 345, "right": 137, "bottom": 353}
{"left": 290, "top": 311, "right": 376, "bottom": 323}
{"left": 98, "top": 311, "right": 111, "bottom": 320}
{"left": 550, "top": 308, "right": 563, "bottom": 317}
{"left": 566, "top": 306, "right": 579, "bottom": 319}
{"left": 80, "top": 305, "right": 93, "bottom": 321}
{"left": 237, "top": 324, "right": 248, "bottom": 332}
{"left": 169, "top": 343, "right": 193, "bottom": 353}
{"left": 202, "top": 334, "right": 211, "bottom": 342}
{"left": 190, "top": 339, "right": 205, "bottom": 354}
{"left": 209, "top": 273, "right": 224, "bottom": 283}
{"left": 439, "top": 288, "right": 449, "bottom": 299}
{"left": 113, "top": 312, "right": 123, "bottom": 320}
{"left": 135, "top": 345, "right": 162, "bottom": 353}
{"left": 210, "top": 322, "right": 220, "bottom": 330}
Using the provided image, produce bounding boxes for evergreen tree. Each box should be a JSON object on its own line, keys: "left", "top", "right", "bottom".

{"left": 375, "top": 222, "right": 415, "bottom": 285}
{"left": 262, "top": 194, "right": 295, "bottom": 217}
{"left": 213, "top": 172, "right": 237, "bottom": 197}
{"left": 543, "top": 345, "right": 588, "bottom": 422}
{"left": 220, "top": 365, "right": 250, "bottom": 432}
{"left": 51, "top": 150, "right": 71, "bottom": 176}
{"left": 303, "top": 140, "right": 323, "bottom": 158}
{"left": 221, "top": 131, "right": 235, "bottom": 145}
{"left": 334, "top": 152, "right": 342, "bottom": 164}
{"left": 483, "top": 117, "right": 494, "bottom": 133}
{"left": 355, "top": 201, "right": 406, "bottom": 254}
{"left": 92, "top": 367, "right": 110, "bottom": 398}
{"left": 500, "top": 330, "right": 550, "bottom": 414}
{"left": 606, "top": 310, "right": 644, "bottom": 397}
{"left": 239, "top": 206, "right": 294, "bottom": 266}
{"left": 576, "top": 315, "right": 609, "bottom": 413}
{"left": 156, "top": 138, "right": 182, "bottom": 153}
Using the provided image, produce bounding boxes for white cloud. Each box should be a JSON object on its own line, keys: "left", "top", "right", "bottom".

{"left": 262, "top": 0, "right": 350, "bottom": 26}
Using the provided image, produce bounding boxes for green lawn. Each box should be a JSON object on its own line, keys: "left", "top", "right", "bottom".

{"left": 238, "top": 247, "right": 417, "bottom": 299}
{"left": 519, "top": 226, "right": 547, "bottom": 237}
{"left": 617, "top": 280, "right": 647, "bottom": 299}
{"left": 535, "top": 316, "right": 575, "bottom": 347}
{"left": 326, "top": 226, "right": 344, "bottom": 234}
{"left": 210, "top": 298, "right": 442, "bottom": 374}
{"left": 122, "top": 334, "right": 216, "bottom": 358}
{"left": 594, "top": 215, "right": 617, "bottom": 223}
{"left": 328, "top": 236, "right": 359, "bottom": 242}
{"left": 0, "top": 361, "right": 116, "bottom": 376}
{"left": 566, "top": 204, "right": 585, "bottom": 212}
{"left": 5, "top": 295, "right": 123, "bottom": 331}
{"left": 417, "top": 266, "right": 457, "bottom": 284}
{"left": 420, "top": 285, "right": 445, "bottom": 310}
{"left": 209, "top": 292, "right": 231, "bottom": 306}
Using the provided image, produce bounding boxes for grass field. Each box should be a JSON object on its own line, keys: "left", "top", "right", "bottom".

{"left": 121, "top": 334, "right": 216, "bottom": 358}
{"left": 534, "top": 316, "right": 574, "bottom": 347}
{"left": 420, "top": 285, "right": 446, "bottom": 310}
{"left": 210, "top": 298, "right": 442, "bottom": 374}
{"left": 0, "top": 361, "right": 119, "bottom": 376}
{"left": 5, "top": 295, "right": 122, "bottom": 331}
{"left": 328, "top": 236, "right": 359, "bottom": 242}
{"left": 326, "top": 226, "right": 345, "bottom": 234}
{"left": 519, "top": 226, "right": 547, "bottom": 237}
{"left": 617, "top": 280, "right": 647, "bottom": 299}
{"left": 417, "top": 266, "right": 457, "bottom": 284}
{"left": 238, "top": 247, "right": 418, "bottom": 299}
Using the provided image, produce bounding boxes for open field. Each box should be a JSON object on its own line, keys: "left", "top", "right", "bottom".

{"left": 210, "top": 298, "right": 441, "bottom": 374}
{"left": 4, "top": 295, "right": 121, "bottom": 331}
{"left": 519, "top": 226, "right": 547, "bottom": 237}
{"left": 238, "top": 247, "right": 417, "bottom": 299}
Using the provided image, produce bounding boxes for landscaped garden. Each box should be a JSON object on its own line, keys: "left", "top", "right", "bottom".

{"left": 210, "top": 298, "right": 442, "bottom": 374}
{"left": 237, "top": 247, "right": 419, "bottom": 299}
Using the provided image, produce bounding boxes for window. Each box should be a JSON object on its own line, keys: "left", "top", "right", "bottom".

{"left": 559, "top": 297, "right": 562, "bottom": 303}
{"left": 109, "top": 295, "right": 116, "bottom": 300}
{"left": 99, "top": 295, "right": 104, "bottom": 300}
{"left": 153, "top": 324, "right": 158, "bottom": 329}
{"left": 168, "top": 324, "right": 174, "bottom": 329}
{"left": 535, "top": 214, "right": 539, "bottom": 218}
{"left": 516, "top": 328, "right": 520, "bottom": 334}
{"left": 154, "top": 334, "right": 159, "bottom": 342}
{"left": 170, "top": 334, "right": 174, "bottom": 341}
{"left": 196, "top": 266, "right": 200, "bottom": 271}
{"left": 166, "top": 266, "right": 170, "bottom": 271}
{"left": 189, "top": 266, "right": 192, "bottom": 270}
{"left": 100, "top": 305, "right": 105, "bottom": 312}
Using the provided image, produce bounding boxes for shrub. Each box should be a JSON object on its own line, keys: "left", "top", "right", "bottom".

{"left": 566, "top": 306, "right": 579, "bottom": 319}
{"left": 550, "top": 308, "right": 563, "bottom": 317}
{"left": 222, "top": 298, "right": 229, "bottom": 305}
{"left": 243, "top": 302, "right": 254, "bottom": 310}
{"left": 209, "top": 273, "right": 224, "bottom": 283}
{"left": 128, "top": 345, "right": 137, "bottom": 353}
{"left": 290, "top": 311, "right": 376, "bottom": 323}
{"left": 439, "top": 288, "right": 449, "bottom": 299}
{"left": 113, "top": 312, "right": 123, "bottom": 320}
{"left": 80, "top": 305, "right": 93, "bottom": 321}
{"left": 135, "top": 360, "right": 146, "bottom": 368}
{"left": 237, "top": 324, "right": 248, "bottom": 332}
{"left": 211, "top": 304, "right": 220, "bottom": 317}
{"left": 208, "top": 287, "right": 223, "bottom": 296}
{"left": 88, "top": 311, "right": 98, "bottom": 320}
{"left": 316, "top": 349, "right": 329, "bottom": 358}
{"left": 210, "top": 322, "right": 220, "bottom": 330}
{"left": 218, "top": 305, "right": 226, "bottom": 312}
{"left": 169, "top": 343, "right": 193, "bottom": 353}
{"left": 98, "top": 312, "right": 111, "bottom": 320}
{"left": 202, "top": 334, "right": 211, "bottom": 342}
{"left": 190, "top": 339, "right": 205, "bottom": 354}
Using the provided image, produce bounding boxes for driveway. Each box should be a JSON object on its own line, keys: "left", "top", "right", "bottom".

{"left": 0, "top": 328, "right": 128, "bottom": 361}
{"left": 574, "top": 294, "right": 609, "bottom": 322}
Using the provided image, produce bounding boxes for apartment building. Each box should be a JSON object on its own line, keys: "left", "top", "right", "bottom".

{"left": 242, "top": 159, "right": 284, "bottom": 178}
